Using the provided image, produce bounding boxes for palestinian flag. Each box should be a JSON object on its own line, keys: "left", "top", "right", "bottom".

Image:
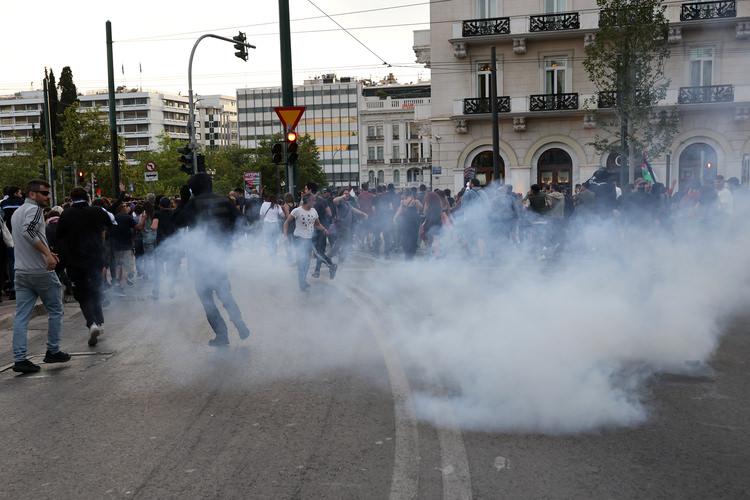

{"left": 641, "top": 155, "right": 656, "bottom": 184}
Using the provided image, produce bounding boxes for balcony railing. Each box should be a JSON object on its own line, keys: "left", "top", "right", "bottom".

{"left": 462, "top": 17, "right": 511, "bottom": 37}
{"left": 529, "top": 93, "right": 579, "bottom": 111}
{"left": 678, "top": 84, "right": 734, "bottom": 104}
{"left": 367, "top": 158, "right": 384, "bottom": 164}
{"left": 529, "top": 12, "right": 580, "bottom": 32}
{"left": 680, "top": 0, "right": 736, "bottom": 21}
{"left": 366, "top": 135, "right": 384, "bottom": 141}
{"left": 598, "top": 91, "right": 617, "bottom": 109}
{"left": 463, "top": 96, "right": 511, "bottom": 114}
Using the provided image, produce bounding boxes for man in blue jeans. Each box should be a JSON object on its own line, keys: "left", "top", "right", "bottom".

{"left": 10, "top": 180, "right": 70, "bottom": 373}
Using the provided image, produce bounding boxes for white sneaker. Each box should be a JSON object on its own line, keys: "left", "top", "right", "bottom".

{"left": 88, "top": 324, "right": 102, "bottom": 347}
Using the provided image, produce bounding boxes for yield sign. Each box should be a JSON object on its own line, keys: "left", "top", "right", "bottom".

{"left": 274, "top": 106, "right": 306, "bottom": 131}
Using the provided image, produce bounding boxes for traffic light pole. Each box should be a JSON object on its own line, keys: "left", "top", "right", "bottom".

{"left": 106, "top": 21, "right": 121, "bottom": 199}
{"left": 279, "top": 0, "right": 295, "bottom": 195}
{"left": 188, "top": 34, "right": 255, "bottom": 173}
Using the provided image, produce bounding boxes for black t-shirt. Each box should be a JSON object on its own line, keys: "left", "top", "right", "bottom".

{"left": 155, "top": 208, "right": 177, "bottom": 244}
{"left": 313, "top": 195, "right": 331, "bottom": 228}
{"left": 57, "top": 204, "right": 113, "bottom": 267}
{"left": 111, "top": 213, "right": 136, "bottom": 251}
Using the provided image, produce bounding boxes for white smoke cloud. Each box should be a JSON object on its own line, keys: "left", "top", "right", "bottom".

{"left": 122, "top": 196, "right": 750, "bottom": 434}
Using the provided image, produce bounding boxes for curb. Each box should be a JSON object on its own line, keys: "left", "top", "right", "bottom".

{"left": 0, "top": 303, "right": 47, "bottom": 330}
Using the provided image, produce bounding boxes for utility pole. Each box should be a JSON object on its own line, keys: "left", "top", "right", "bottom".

{"left": 490, "top": 46, "right": 501, "bottom": 185}
{"left": 42, "top": 68, "right": 56, "bottom": 206}
{"left": 279, "top": 0, "right": 296, "bottom": 195}
{"left": 187, "top": 33, "right": 255, "bottom": 174}
{"left": 106, "top": 21, "right": 121, "bottom": 198}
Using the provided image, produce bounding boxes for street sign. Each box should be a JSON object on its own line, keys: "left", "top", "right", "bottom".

{"left": 274, "top": 106, "right": 306, "bottom": 131}
{"left": 432, "top": 166, "right": 442, "bottom": 175}
{"left": 145, "top": 161, "right": 157, "bottom": 172}
{"left": 145, "top": 171, "right": 159, "bottom": 182}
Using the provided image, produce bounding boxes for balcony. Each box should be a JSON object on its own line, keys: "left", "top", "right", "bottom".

{"left": 366, "top": 135, "right": 384, "bottom": 141}
{"left": 367, "top": 159, "right": 384, "bottom": 165}
{"left": 463, "top": 96, "right": 511, "bottom": 114}
{"left": 462, "top": 17, "right": 510, "bottom": 37}
{"left": 390, "top": 158, "right": 405, "bottom": 164}
{"left": 680, "top": 0, "right": 736, "bottom": 21}
{"left": 529, "top": 12, "right": 581, "bottom": 32}
{"left": 678, "top": 84, "right": 734, "bottom": 104}
{"left": 598, "top": 91, "right": 617, "bottom": 109}
{"left": 529, "top": 93, "right": 579, "bottom": 111}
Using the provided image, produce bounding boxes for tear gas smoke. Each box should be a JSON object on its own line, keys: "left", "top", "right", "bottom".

{"left": 124, "top": 195, "right": 750, "bottom": 434}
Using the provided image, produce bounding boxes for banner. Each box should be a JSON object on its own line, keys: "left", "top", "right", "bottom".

{"left": 244, "top": 172, "right": 261, "bottom": 199}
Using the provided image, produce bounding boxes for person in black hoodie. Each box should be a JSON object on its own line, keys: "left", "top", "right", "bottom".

{"left": 174, "top": 173, "right": 250, "bottom": 346}
{"left": 56, "top": 188, "right": 113, "bottom": 347}
{"left": 1, "top": 186, "right": 25, "bottom": 299}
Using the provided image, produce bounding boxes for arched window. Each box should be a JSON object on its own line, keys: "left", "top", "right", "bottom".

{"left": 537, "top": 148, "right": 572, "bottom": 187}
{"left": 393, "top": 169, "right": 400, "bottom": 186}
{"left": 470, "top": 150, "right": 505, "bottom": 185}
{"left": 377, "top": 170, "right": 385, "bottom": 185}
{"left": 368, "top": 170, "right": 376, "bottom": 185}
{"left": 679, "top": 143, "right": 718, "bottom": 186}
{"left": 407, "top": 167, "right": 421, "bottom": 183}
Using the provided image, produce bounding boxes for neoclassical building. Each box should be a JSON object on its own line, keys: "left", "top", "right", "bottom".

{"left": 414, "top": 0, "right": 750, "bottom": 193}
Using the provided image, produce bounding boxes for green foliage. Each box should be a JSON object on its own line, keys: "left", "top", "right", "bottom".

{"left": 0, "top": 136, "right": 47, "bottom": 189}
{"left": 247, "top": 133, "right": 326, "bottom": 196}
{"left": 58, "top": 67, "right": 78, "bottom": 111}
{"left": 583, "top": 0, "right": 679, "bottom": 175}
{"left": 46, "top": 69, "right": 63, "bottom": 157}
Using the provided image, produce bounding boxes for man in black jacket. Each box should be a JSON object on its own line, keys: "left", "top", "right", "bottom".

{"left": 175, "top": 173, "right": 250, "bottom": 346}
{"left": 56, "top": 188, "right": 112, "bottom": 347}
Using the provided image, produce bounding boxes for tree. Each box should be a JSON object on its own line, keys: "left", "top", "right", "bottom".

{"left": 583, "top": 0, "right": 679, "bottom": 184}
{"left": 46, "top": 69, "right": 63, "bottom": 157}
{"left": 0, "top": 135, "right": 47, "bottom": 189}
{"left": 57, "top": 66, "right": 79, "bottom": 158}
{"left": 247, "top": 133, "right": 326, "bottom": 196}
{"left": 60, "top": 103, "right": 112, "bottom": 195}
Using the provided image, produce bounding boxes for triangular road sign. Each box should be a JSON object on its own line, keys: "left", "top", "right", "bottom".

{"left": 274, "top": 106, "right": 306, "bottom": 131}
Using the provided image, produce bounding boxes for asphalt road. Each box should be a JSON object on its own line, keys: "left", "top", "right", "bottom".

{"left": 1, "top": 253, "right": 749, "bottom": 499}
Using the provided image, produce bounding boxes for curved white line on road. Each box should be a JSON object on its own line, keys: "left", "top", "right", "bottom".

{"left": 344, "top": 285, "right": 420, "bottom": 500}
{"left": 435, "top": 413, "right": 473, "bottom": 500}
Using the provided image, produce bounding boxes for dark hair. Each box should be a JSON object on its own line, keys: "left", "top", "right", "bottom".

{"left": 4, "top": 186, "right": 20, "bottom": 197}
{"left": 159, "top": 197, "right": 171, "bottom": 208}
{"left": 267, "top": 194, "right": 278, "bottom": 207}
{"left": 301, "top": 193, "right": 314, "bottom": 206}
{"left": 470, "top": 178, "right": 481, "bottom": 188}
{"left": 27, "top": 179, "right": 50, "bottom": 193}
{"left": 144, "top": 201, "right": 155, "bottom": 219}
{"left": 305, "top": 182, "right": 319, "bottom": 194}
{"left": 443, "top": 189, "right": 451, "bottom": 197}
{"left": 530, "top": 184, "right": 541, "bottom": 193}
{"left": 70, "top": 187, "right": 89, "bottom": 201}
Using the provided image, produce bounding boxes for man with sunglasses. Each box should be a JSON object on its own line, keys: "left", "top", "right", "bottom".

{"left": 10, "top": 180, "right": 70, "bottom": 373}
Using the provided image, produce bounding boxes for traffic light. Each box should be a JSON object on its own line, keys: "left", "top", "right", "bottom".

{"left": 286, "top": 131, "right": 298, "bottom": 164}
{"left": 178, "top": 144, "right": 194, "bottom": 175}
{"left": 77, "top": 169, "right": 86, "bottom": 184}
{"left": 197, "top": 154, "right": 206, "bottom": 173}
{"left": 233, "top": 31, "right": 248, "bottom": 61}
{"left": 272, "top": 143, "right": 283, "bottom": 164}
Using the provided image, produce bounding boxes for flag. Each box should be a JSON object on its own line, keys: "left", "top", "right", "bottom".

{"left": 121, "top": 64, "right": 124, "bottom": 75}
{"left": 640, "top": 155, "right": 656, "bottom": 184}
{"left": 139, "top": 63, "right": 142, "bottom": 73}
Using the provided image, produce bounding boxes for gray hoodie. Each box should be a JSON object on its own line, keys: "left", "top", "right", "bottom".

{"left": 11, "top": 198, "right": 50, "bottom": 274}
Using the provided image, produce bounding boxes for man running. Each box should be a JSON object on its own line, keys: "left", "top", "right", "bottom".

{"left": 56, "top": 188, "right": 113, "bottom": 347}
{"left": 304, "top": 183, "right": 336, "bottom": 279}
{"left": 174, "top": 173, "right": 251, "bottom": 346}
{"left": 283, "top": 193, "right": 329, "bottom": 291}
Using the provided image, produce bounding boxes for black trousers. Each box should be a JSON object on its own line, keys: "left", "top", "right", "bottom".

{"left": 67, "top": 266, "right": 104, "bottom": 328}
{"left": 194, "top": 270, "right": 247, "bottom": 340}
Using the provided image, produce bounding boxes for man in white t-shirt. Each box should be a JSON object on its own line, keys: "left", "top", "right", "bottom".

{"left": 283, "top": 193, "right": 329, "bottom": 291}
{"left": 715, "top": 175, "right": 734, "bottom": 217}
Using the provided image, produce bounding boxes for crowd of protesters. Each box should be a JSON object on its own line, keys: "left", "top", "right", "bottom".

{"left": 2, "top": 166, "right": 744, "bottom": 372}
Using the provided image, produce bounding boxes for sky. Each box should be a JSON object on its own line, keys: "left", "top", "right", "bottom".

{"left": 0, "top": 0, "right": 432, "bottom": 97}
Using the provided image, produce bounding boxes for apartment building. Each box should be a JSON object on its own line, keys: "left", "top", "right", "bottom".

{"left": 78, "top": 90, "right": 190, "bottom": 161}
{"left": 359, "top": 83, "right": 432, "bottom": 188}
{"left": 418, "top": 0, "right": 750, "bottom": 192}
{"left": 237, "top": 74, "right": 360, "bottom": 187}
{"left": 197, "top": 95, "right": 238, "bottom": 149}
{"left": 0, "top": 91, "right": 44, "bottom": 156}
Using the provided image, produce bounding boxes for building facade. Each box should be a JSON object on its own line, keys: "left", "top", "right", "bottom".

{"left": 419, "top": 0, "right": 750, "bottom": 193}
{"left": 0, "top": 91, "right": 44, "bottom": 157}
{"left": 237, "top": 74, "right": 360, "bottom": 187}
{"left": 359, "top": 83, "right": 432, "bottom": 188}
{"left": 79, "top": 91, "right": 190, "bottom": 161}
{"left": 197, "top": 95, "right": 238, "bottom": 149}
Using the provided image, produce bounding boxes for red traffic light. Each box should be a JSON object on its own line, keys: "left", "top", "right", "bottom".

{"left": 286, "top": 131, "right": 297, "bottom": 142}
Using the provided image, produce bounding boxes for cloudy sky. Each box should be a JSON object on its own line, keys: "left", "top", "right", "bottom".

{"left": 0, "top": 0, "right": 431, "bottom": 96}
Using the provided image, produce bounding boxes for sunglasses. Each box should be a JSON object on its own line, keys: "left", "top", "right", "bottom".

{"left": 34, "top": 190, "right": 51, "bottom": 196}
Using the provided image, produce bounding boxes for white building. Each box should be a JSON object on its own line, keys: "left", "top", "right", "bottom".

{"left": 419, "top": 0, "right": 750, "bottom": 193}
{"left": 0, "top": 91, "right": 44, "bottom": 156}
{"left": 237, "top": 74, "right": 361, "bottom": 187}
{"left": 78, "top": 90, "right": 190, "bottom": 161}
{"left": 358, "top": 83, "right": 432, "bottom": 188}
{"left": 197, "top": 95, "right": 238, "bottom": 149}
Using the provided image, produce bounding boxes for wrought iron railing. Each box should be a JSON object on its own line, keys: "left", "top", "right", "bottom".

{"left": 529, "top": 12, "right": 580, "bottom": 32}
{"left": 462, "top": 17, "right": 511, "bottom": 37}
{"left": 463, "top": 97, "right": 511, "bottom": 114}
{"left": 529, "top": 93, "right": 579, "bottom": 111}
{"left": 678, "top": 85, "right": 734, "bottom": 104}
{"left": 597, "top": 91, "right": 617, "bottom": 109}
{"left": 680, "top": 0, "right": 736, "bottom": 21}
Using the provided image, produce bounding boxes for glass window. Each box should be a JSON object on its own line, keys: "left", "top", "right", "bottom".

{"left": 393, "top": 170, "right": 400, "bottom": 185}
{"left": 368, "top": 125, "right": 376, "bottom": 137}
{"left": 368, "top": 170, "right": 376, "bottom": 184}
{"left": 377, "top": 170, "right": 385, "bottom": 185}
{"left": 477, "top": 0, "right": 496, "bottom": 18}
{"left": 689, "top": 47, "right": 713, "bottom": 87}
{"left": 376, "top": 146, "right": 384, "bottom": 160}
{"left": 376, "top": 125, "right": 384, "bottom": 137}
{"left": 545, "top": 0, "right": 566, "bottom": 13}
{"left": 544, "top": 57, "right": 567, "bottom": 94}
{"left": 368, "top": 146, "right": 376, "bottom": 160}
{"left": 392, "top": 124, "right": 400, "bottom": 139}
{"left": 477, "top": 63, "right": 493, "bottom": 99}
{"left": 393, "top": 145, "right": 400, "bottom": 159}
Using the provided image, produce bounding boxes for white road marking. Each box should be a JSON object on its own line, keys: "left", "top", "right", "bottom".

{"left": 434, "top": 411, "right": 473, "bottom": 500}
